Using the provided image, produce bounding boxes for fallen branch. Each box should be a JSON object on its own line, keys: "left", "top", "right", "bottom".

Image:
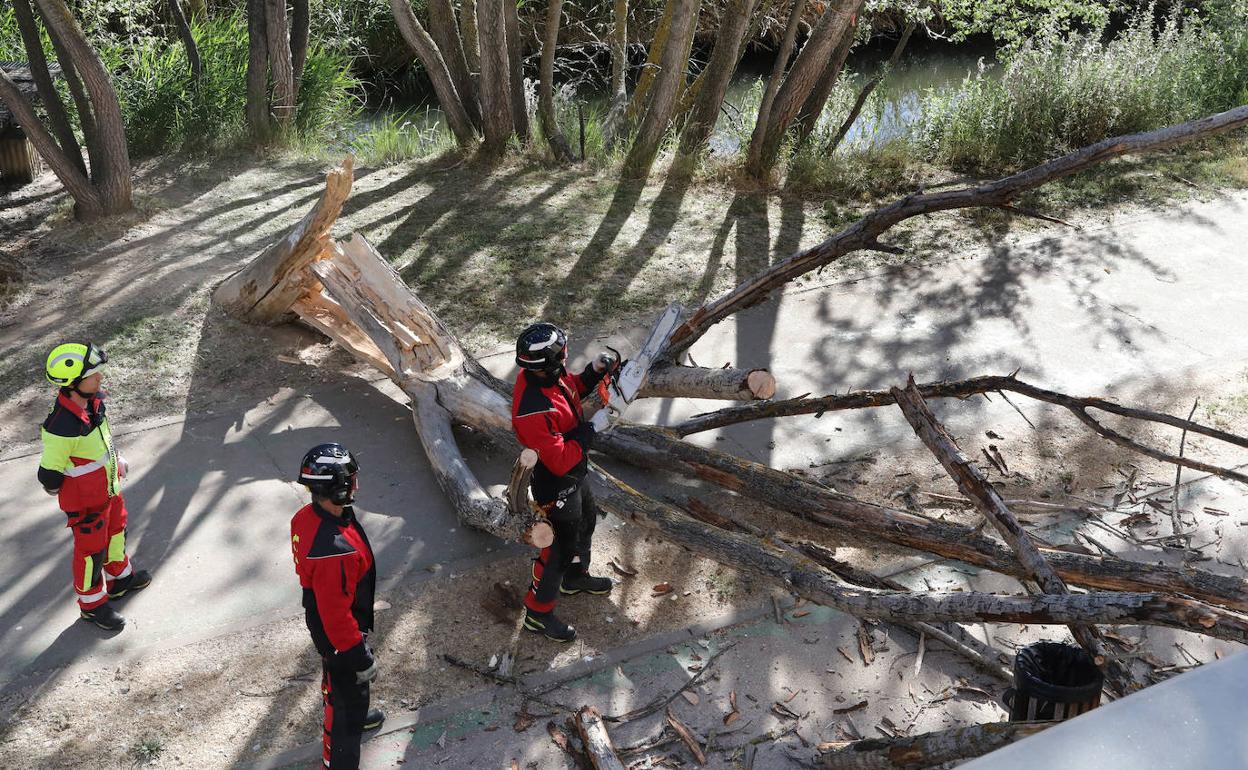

{"left": 575, "top": 706, "right": 627, "bottom": 770}
{"left": 820, "top": 720, "right": 1055, "bottom": 769}
{"left": 640, "top": 364, "right": 776, "bottom": 401}
{"left": 667, "top": 707, "right": 707, "bottom": 765}
{"left": 604, "top": 643, "right": 736, "bottom": 723}
{"left": 892, "top": 378, "right": 1135, "bottom": 694}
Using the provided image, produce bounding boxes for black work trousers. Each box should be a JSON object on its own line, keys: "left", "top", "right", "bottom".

{"left": 321, "top": 658, "right": 370, "bottom": 769}
{"left": 524, "top": 483, "right": 600, "bottom": 613}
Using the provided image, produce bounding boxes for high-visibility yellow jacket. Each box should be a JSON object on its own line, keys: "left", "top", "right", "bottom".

{"left": 38, "top": 391, "right": 120, "bottom": 513}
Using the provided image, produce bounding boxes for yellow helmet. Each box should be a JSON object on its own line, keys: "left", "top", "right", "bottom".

{"left": 45, "top": 342, "right": 108, "bottom": 388}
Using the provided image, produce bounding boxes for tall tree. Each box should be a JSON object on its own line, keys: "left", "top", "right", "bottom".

{"left": 246, "top": 0, "right": 313, "bottom": 136}
{"left": 791, "top": 17, "right": 856, "bottom": 147}
{"left": 167, "top": 0, "right": 203, "bottom": 83}
{"left": 602, "top": 0, "right": 629, "bottom": 143}
{"left": 746, "top": 0, "right": 864, "bottom": 179}
{"left": 427, "top": 0, "right": 482, "bottom": 129}
{"left": 0, "top": 0, "right": 132, "bottom": 220}
{"left": 747, "top": 0, "right": 807, "bottom": 170}
{"left": 827, "top": 19, "right": 915, "bottom": 151}
{"left": 502, "top": 0, "right": 529, "bottom": 143}
{"left": 539, "top": 0, "right": 577, "bottom": 162}
{"left": 390, "top": 0, "right": 478, "bottom": 147}
{"left": 676, "top": 0, "right": 759, "bottom": 161}
{"left": 622, "top": 0, "right": 701, "bottom": 179}
{"left": 11, "top": 0, "right": 82, "bottom": 175}
{"left": 475, "top": 0, "right": 514, "bottom": 156}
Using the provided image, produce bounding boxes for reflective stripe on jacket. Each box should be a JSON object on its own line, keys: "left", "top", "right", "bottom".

{"left": 39, "top": 391, "right": 120, "bottom": 512}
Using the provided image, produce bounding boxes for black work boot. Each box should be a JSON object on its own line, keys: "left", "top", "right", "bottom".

{"left": 108, "top": 569, "right": 153, "bottom": 599}
{"left": 523, "top": 608, "right": 577, "bottom": 642}
{"left": 363, "top": 709, "right": 386, "bottom": 731}
{"left": 80, "top": 602, "right": 126, "bottom": 631}
{"left": 561, "top": 565, "right": 613, "bottom": 596}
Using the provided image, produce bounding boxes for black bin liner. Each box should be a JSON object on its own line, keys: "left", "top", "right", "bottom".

{"left": 1004, "top": 642, "right": 1104, "bottom": 721}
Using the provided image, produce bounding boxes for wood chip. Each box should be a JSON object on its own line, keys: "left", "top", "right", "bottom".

{"left": 724, "top": 710, "right": 740, "bottom": 726}
{"left": 771, "top": 702, "right": 800, "bottom": 720}
{"left": 609, "top": 559, "right": 637, "bottom": 577}
{"left": 666, "top": 708, "right": 707, "bottom": 765}
{"left": 837, "top": 647, "right": 854, "bottom": 664}
{"left": 857, "top": 623, "right": 876, "bottom": 665}
{"left": 783, "top": 689, "right": 800, "bottom": 703}
{"left": 514, "top": 705, "right": 536, "bottom": 732}
{"left": 913, "top": 632, "right": 926, "bottom": 677}
{"left": 833, "top": 700, "right": 868, "bottom": 715}
{"left": 681, "top": 691, "right": 700, "bottom": 706}
{"left": 652, "top": 582, "right": 673, "bottom": 596}
{"left": 792, "top": 610, "right": 811, "bottom": 618}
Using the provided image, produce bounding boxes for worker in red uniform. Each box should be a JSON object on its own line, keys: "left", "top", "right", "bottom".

{"left": 291, "top": 443, "right": 385, "bottom": 769}
{"left": 511, "top": 322, "right": 619, "bottom": 642}
{"left": 39, "top": 342, "right": 152, "bottom": 631}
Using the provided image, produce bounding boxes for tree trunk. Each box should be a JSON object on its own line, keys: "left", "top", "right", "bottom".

{"left": 826, "top": 19, "right": 914, "bottom": 151}
{"left": 746, "top": 0, "right": 864, "bottom": 179}
{"left": 264, "top": 0, "right": 296, "bottom": 127}
{"left": 821, "top": 721, "right": 1055, "bottom": 769}
{"left": 37, "top": 1, "right": 97, "bottom": 171}
{"left": 792, "top": 17, "right": 857, "bottom": 148}
{"left": 390, "top": 0, "right": 478, "bottom": 147}
{"left": 33, "top": 0, "right": 131, "bottom": 215}
{"left": 604, "top": 0, "right": 628, "bottom": 136}
{"left": 640, "top": 364, "right": 775, "bottom": 400}
{"left": 745, "top": 0, "right": 806, "bottom": 173}
{"left": 427, "top": 0, "right": 482, "bottom": 130}
{"left": 624, "top": 0, "right": 676, "bottom": 126}
{"left": 676, "top": 0, "right": 758, "bottom": 161}
{"left": 460, "top": 0, "right": 481, "bottom": 74}
{"left": 574, "top": 707, "right": 627, "bottom": 770}
{"left": 246, "top": 0, "right": 271, "bottom": 138}
{"left": 502, "top": 0, "right": 529, "bottom": 143}
{"left": 0, "top": 68, "right": 102, "bottom": 218}
{"left": 12, "top": 0, "right": 84, "bottom": 174}
{"left": 290, "top": 0, "right": 310, "bottom": 93}
{"left": 621, "top": 0, "right": 701, "bottom": 179}
{"left": 475, "top": 0, "right": 515, "bottom": 156}
{"left": 168, "top": 0, "right": 204, "bottom": 83}
{"left": 539, "top": 0, "right": 577, "bottom": 163}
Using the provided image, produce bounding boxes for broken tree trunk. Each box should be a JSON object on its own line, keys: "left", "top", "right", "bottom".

{"left": 639, "top": 364, "right": 775, "bottom": 400}
{"left": 820, "top": 721, "right": 1055, "bottom": 769}
{"left": 892, "top": 377, "right": 1134, "bottom": 694}
{"left": 575, "top": 706, "right": 627, "bottom": 770}
{"left": 214, "top": 157, "right": 355, "bottom": 325}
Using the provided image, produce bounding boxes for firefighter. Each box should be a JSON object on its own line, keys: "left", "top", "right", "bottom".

{"left": 291, "top": 443, "right": 385, "bottom": 769}
{"left": 512, "top": 322, "right": 619, "bottom": 642}
{"left": 39, "top": 342, "right": 152, "bottom": 632}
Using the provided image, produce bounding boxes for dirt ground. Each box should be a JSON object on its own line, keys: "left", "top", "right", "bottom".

{"left": 2, "top": 153, "right": 1248, "bottom": 769}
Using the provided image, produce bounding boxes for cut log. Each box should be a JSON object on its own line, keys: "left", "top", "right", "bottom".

{"left": 214, "top": 158, "right": 354, "bottom": 325}
{"left": 510, "top": 449, "right": 554, "bottom": 548}
{"left": 640, "top": 364, "right": 776, "bottom": 400}
{"left": 575, "top": 706, "right": 627, "bottom": 770}
{"left": 820, "top": 721, "right": 1055, "bottom": 769}
{"left": 892, "top": 377, "right": 1135, "bottom": 694}
{"left": 596, "top": 425, "right": 1248, "bottom": 612}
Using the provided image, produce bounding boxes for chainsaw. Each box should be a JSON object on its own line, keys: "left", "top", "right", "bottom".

{"left": 589, "top": 302, "right": 685, "bottom": 432}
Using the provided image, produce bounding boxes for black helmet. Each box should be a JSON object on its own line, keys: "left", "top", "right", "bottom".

{"left": 297, "top": 443, "right": 359, "bottom": 505}
{"left": 515, "top": 322, "right": 568, "bottom": 373}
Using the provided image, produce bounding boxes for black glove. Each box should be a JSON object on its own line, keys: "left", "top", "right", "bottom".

{"left": 592, "top": 351, "right": 620, "bottom": 376}
{"left": 338, "top": 639, "right": 376, "bottom": 681}
{"left": 564, "top": 421, "right": 596, "bottom": 451}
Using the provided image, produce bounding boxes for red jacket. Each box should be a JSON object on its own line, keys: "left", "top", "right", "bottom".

{"left": 512, "top": 366, "right": 604, "bottom": 501}
{"left": 290, "top": 502, "right": 376, "bottom": 660}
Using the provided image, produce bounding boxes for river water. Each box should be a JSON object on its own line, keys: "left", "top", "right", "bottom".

{"left": 351, "top": 39, "right": 992, "bottom": 156}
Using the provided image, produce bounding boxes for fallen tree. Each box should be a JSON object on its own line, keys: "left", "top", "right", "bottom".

{"left": 215, "top": 104, "right": 1248, "bottom": 713}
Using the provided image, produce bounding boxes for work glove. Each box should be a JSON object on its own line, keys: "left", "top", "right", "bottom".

{"left": 44, "top": 486, "right": 59, "bottom": 497}
{"left": 564, "top": 421, "right": 596, "bottom": 451}
{"left": 118, "top": 456, "right": 129, "bottom": 478}
{"left": 339, "top": 639, "right": 377, "bottom": 683}
{"left": 591, "top": 351, "right": 620, "bottom": 376}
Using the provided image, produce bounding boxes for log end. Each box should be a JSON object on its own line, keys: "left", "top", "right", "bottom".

{"left": 519, "top": 448, "right": 539, "bottom": 469}
{"left": 747, "top": 369, "right": 777, "bottom": 400}
{"left": 525, "top": 520, "right": 554, "bottom": 548}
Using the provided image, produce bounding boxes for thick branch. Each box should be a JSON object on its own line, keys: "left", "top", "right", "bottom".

{"left": 594, "top": 425, "right": 1248, "bottom": 612}
{"left": 390, "top": 0, "right": 478, "bottom": 147}
{"left": 639, "top": 365, "right": 775, "bottom": 400}
{"left": 668, "top": 104, "right": 1248, "bottom": 357}
{"left": 168, "top": 0, "right": 203, "bottom": 83}
{"left": 827, "top": 19, "right": 914, "bottom": 152}
{"left": 575, "top": 707, "right": 627, "bottom": 770}
{"left": 893, "top": 378, "right": 1131, "bottom": 693}
{"left": 12, "top": 0, "right": 84, "bottom": 172}
{"left": 820, "top": 721, "right": 1055, "bottom": 769}
{"left": 592, "top": 468, "right": 1248, "bottom": 643}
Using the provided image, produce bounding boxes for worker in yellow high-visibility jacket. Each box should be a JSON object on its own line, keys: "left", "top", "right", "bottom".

{"left": 39, "top": 342, "right": 151, "bottom": 631}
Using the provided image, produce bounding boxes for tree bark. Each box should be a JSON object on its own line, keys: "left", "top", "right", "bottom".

{"left": 539, "top": 0, "right": 577, "bottom": 163}
{"left": 475, "top": 0, "right": 515, "bottom": 156}
{"left": 0, "top": 68, "right": 101, "bottom": 217}
{"left": 460, "top": 0, "right": 481, "bottom": 75}
{"left": 264, "top": 0, "right": 296, "bottom": 127}
{"left": 602, "top": 0, "right": 629, "bottom": 143}
{"left": 575, "top": 707, "right": 627, "bottom": 770}
{"left": 246, "top": 0, "right": 271, "bottom": 138}
{"left": 676, "top": 0, "right": 758, "bottom": 161}
{"left": 892, "top": 378, "right": 1133, "bottom": 694}
{"left": 12, "top": 0, "right": 84, "bottom": 174}
{"left": 502, "top": 0, "right": 529, "bottom": 143}
{"left": 820, "top": 721, "right": 1055, "bottom": 769}
{"left": 290, "top": 0, "right": 310, "bottom": 93}
{"left": 746, "top": 0, "right": 864, "bottom": 179}
{"left": 391, "top": 0, "right": 479, "bottom": 147}
{"left": 669, "top": 103, "right": 1248, "bottom": 357}
{"left": 168, "top": 0, "right": 204, "bottom": 83}
{"left": 792, "top": 17, "right": 857, "bottom": 148}
{"left": 622, "top": 0, "right": 701, "bottom": 179}
{"left": 825, "top": 20, "right": 914, "bottom": 151}
{"left": 595, "top": 424, "right": 1248, "bottom": 612}
{"left": 624, "top": 0, "right": 677, "bottom": 128}
{"left": 745, "top": 0, "right": 807, "bottom": 174}
{"left": 32, "top": 0, "right": 131, "bottom": 215}
{"left": 427, "top": 0, "right": 482, "bottom": 129}
{"left": 37, "top": 1, "right": 97, "bottom": 171}
{"left": 639, "top": 364, "right": 775, "bottom": 400}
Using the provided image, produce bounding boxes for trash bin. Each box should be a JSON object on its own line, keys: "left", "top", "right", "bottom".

{"left": 1004, "top": 642, "right": 1103, "bottom": 721}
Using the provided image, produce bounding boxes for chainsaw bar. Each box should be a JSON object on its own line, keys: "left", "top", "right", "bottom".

{"left": 591, "top": 302, "right": 685, "bottom": 431}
